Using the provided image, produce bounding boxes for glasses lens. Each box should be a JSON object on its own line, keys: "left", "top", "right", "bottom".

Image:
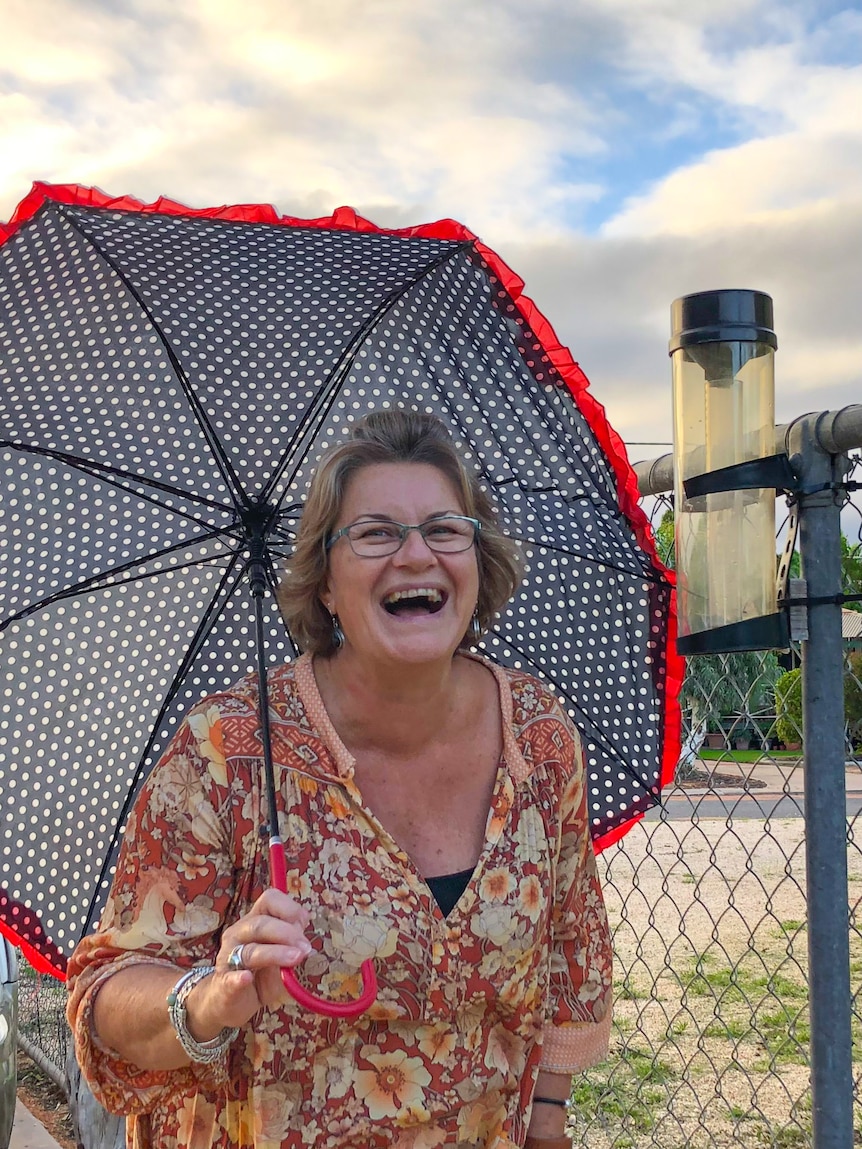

{"left": 347, "top": 521, "right": 404, "bottom": 556}
{"left": 421, "top": 517, "right": 477, "bottom": 552}
{"left": 344, "top": 517, "right": 478, "bottom": 556}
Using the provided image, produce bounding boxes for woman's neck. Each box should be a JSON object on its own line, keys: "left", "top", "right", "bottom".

{"left": 314, "top": 648, "right": 475, "bottom": 758}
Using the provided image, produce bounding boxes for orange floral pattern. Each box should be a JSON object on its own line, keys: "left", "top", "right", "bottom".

{"left": 67, "top": 653, "right": 612, "bottom": 1148}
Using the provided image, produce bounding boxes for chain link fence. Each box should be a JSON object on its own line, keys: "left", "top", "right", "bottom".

{"left": 574, "top": 448, "right": 862, "bottom": 1148}
{"left": 14, "top": 452, "right": 862, "bottom": 1146}
{"left": 16, "top": 960, "right": 69, "bottom": 1093}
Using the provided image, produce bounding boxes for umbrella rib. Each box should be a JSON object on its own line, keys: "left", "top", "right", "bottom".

{"left": 480, "top": 638, "right": 661, "bottom": 804}
{"left": 1, "top": 438, "right": 233, "bottom": 520}
{"left": 82, "top": 549, "right": 248, "bottom": 937}
{"left": 494, "top": 477, "right": 634, "bottom": 522}
{"left": 508, "top": 532, "right": 668, "bottom": 585}
{"left": 55, "top": 206, "right": 248, "bottom": 511}
{"left": 0, "top": 528, "right": 236, "bottom": 633}
{"left": 262, "top": 242, "right": 474, "bottom": 506}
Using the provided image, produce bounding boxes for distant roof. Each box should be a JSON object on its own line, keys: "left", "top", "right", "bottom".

{"left": 844, "top": 609, "right": 862, "bottom": 640}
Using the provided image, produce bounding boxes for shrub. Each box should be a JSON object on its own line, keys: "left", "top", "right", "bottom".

{"left": 846, "top": 651, "right": 862, "bottom": 743}
{"left": 775, "top": 668, "right": 803, "bottom": 746}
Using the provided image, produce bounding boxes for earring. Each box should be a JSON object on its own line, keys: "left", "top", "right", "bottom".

{"left": 331, "top": 613, "right": 345, "bottom": 650}
{"left": 470, "top": 610, "right": 482, "bottom": 644}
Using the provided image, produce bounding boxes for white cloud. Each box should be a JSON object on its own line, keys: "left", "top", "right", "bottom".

{"left": 0, "top": 0, "right": 125, "bottom": 85}
{"left": 0, "top": 0, "right": 857, "bottom": 450}
{"left": 602, "top": 130, "right": 862, "bottom": 237}
{"left": 503, "top": 199, "right": 862, "bottom": 445}
{"left": 0, "top": 0, "right": 605, "bottom": 238}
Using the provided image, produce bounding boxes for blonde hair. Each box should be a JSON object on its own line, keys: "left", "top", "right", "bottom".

{"left": 277, "top": 410, "right": 522, "bottom": 655}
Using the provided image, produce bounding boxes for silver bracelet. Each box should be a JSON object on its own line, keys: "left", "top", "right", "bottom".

{"left": 166, "top": 966, "right": 239, "bottom": 1064}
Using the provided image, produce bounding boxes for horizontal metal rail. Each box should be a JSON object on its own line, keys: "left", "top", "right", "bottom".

{"left": 17, "top": 1029, "right": 69, "bottom": 1097}
{"left": 634, "top": 403, "right": 862, "bottom": 496}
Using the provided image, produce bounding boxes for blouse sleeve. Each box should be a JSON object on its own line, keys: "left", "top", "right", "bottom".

{"left": 539, "top": 708, "right": 613, "bottom": 1074}
{"left": 66, "top": 703, "right": 252, "bottom": 1114}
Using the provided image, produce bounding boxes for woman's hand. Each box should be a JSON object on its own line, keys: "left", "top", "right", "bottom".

{"left": 90, "top": 888, "right": 313, "bottom": 1071}
{"left": 184, "top": 888, "right": 313, "bottom": 1041}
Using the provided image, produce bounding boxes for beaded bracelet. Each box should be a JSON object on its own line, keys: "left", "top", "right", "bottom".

{"left": 166, "top": 966, "right": 238, "bottom": 1064}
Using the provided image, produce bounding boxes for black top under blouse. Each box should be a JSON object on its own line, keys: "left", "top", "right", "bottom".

{"left": 425, "top": 867, "right": 474, "bottom": 917}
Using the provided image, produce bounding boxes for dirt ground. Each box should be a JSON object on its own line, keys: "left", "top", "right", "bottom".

{"left": 572, "top": 813, "right": 860, "bottom": 1148}
{"left": 16, "top": 1053, "right": 76, "bottom": 1149}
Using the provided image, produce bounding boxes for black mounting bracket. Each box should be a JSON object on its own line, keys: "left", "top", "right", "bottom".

{"left": 683, "top": 452, "right": 799, "bottom": 500}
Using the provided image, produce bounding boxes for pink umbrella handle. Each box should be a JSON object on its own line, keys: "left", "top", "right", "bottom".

{"left": 279, "top": 962, "right": 378, "bottom": 1019}
{"left": 269, "top": 837, "right": 378, "bottom": 1020}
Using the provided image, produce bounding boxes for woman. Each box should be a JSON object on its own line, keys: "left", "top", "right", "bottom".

{"left": 67, "top": 410, "right": 612, "bottom": 1149}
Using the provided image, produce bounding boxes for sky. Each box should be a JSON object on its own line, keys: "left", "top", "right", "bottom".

{"left": 1, "top": 0, "right": 860, "bottom": 464}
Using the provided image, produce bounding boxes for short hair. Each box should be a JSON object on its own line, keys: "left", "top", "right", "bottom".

{"left": 277, "top": 410, "right": 522, "bottom": 655}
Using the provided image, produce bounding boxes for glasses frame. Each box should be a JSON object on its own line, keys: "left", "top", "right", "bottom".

{"left": 327, "top": 514, "right": 481, "bottom": 557}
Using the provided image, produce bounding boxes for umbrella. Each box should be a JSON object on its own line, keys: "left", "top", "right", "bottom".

{"left": 0, "top": 182, "right": 682, "bottom": 987}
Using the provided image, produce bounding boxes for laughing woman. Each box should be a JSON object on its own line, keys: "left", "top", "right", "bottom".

{"left": 67, "top": 409, "right": 612, "bottom": 1149}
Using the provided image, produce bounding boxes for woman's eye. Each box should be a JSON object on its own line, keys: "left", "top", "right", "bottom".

{"left": 355, "top": 523, "right": 399, "bottom": 540}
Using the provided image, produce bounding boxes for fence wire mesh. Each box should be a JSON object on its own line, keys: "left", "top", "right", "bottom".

{"left": 13, "top": 451, "right": 862, "bottom": 1147}
{"left": 574, "top": 448, "right": 862, "bottom": 1148}
{"left": 16, "top": 961, "right": 69, "bottom": 1088}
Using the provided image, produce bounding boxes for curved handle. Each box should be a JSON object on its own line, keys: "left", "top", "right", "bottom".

{"left": 269, "top": 837, "right": 378, "bottom": 1019}
{"left": 280, "top": 960, "right": 378, "bottom": 1020}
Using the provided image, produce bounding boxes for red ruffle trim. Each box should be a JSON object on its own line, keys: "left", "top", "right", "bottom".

{"left": 0, "top": 895, "right": 68, "bottom": 979}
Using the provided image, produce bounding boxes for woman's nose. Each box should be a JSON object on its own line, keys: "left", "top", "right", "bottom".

{"left": 393, "top": 526, "right": 437, "bottom": 563}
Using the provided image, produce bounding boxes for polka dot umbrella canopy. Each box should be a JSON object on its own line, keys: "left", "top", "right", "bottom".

{"left": 0, "top": 183, "right": 682, "bottom": 979}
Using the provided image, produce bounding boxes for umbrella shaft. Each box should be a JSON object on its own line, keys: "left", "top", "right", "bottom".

{"left": 249, "top": 550, "right": 279, "bottom": 841}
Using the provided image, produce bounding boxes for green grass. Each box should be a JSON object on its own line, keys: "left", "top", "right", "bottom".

{"left": 758, "top": 1124, "right": 811, "bottom": 1148}
{"left": 570, "top": 1045, "right": 678, "bottom": 1134}
{"left": 616, "top": 977, "right": 649, "bottom": 1001}
{"left": 756, "top": 1007, "right": 810, "bottom": 1066}
{"left": 698, "top": 749, "right": 802, "bottom": 763}
{"left": 778, "top": 919, "right": 805, "bottom": 935}
{"left": 682, "top": 958, "right": 808, "bottom": 1004}
{"left": 704, "top": 1019, "right": 748, "bottom": 1040}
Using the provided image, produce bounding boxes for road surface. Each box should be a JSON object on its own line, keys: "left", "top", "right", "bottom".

{"left": 652, "top": 791, "right": 862, "bottom": 820}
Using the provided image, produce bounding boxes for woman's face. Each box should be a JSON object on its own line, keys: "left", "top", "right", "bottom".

{"left": 322, "top": 462, "right": 480, "bottom": 670}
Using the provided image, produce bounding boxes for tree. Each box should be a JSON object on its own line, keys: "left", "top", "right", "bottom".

{"left": 842, "top": 535, "right": 862, "bottom": 614}
{"left": 680, "top": 651, "right": 781, "bottom": 734}
{"left": 774, "top": 655, "right": 862, "bottom": 749}
{"left": 844, "top": 651, "right": 862, "bottom": 745}
{"left": 656, "top": 507, "right": 675, "bottom": 569}
{"left": 775, "top": 668, "right": 803, "bottom": 747}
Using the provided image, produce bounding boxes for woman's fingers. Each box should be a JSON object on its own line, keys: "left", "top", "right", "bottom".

{"left": 247, "top": 887, "right": 311, "bottom": 928}
{"left": 216, "top": 887, "right": 313, "bottom": 979}
{"left": 221, "top": 936, "right": 312, "bottom": 972}
{"left": 187, "top": 888, "right": 316, "bottom": 1026}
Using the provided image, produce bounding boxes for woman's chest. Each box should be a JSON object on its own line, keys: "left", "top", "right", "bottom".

{"left": 352, "top": 742, "right": 500, "bottom": 877}
{"left": 235, "top": 760, "right": 558, "bottom": 1022}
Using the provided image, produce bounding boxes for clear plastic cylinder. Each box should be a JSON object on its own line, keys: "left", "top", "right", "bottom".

{"left": 672, "top": 338, "right": 777, "bottom": 641}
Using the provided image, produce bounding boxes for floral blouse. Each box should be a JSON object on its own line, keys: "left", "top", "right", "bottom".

{"left": 67, "top": 653, "right": 612, "bottom": 1149}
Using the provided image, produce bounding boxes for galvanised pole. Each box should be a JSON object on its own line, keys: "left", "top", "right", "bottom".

{"left": 787, "top": 413, "right": 853, "bottom": 1149}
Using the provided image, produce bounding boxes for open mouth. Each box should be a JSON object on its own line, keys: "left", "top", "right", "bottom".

{"left": 382, "top": 587, "right": 446, "bottom": 616}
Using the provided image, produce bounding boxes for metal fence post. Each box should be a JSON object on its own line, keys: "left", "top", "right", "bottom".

{"left": 788, "top": 414, "right": 853, "bottom": 1148}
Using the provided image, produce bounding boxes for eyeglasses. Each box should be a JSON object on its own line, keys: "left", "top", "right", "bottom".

{"left": 327, "top": 515, "right": 481, "bottom": 557}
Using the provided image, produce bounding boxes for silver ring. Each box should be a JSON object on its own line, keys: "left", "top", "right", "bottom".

{"left": 227, "top": 943, "right": 247, "bottom": 972}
